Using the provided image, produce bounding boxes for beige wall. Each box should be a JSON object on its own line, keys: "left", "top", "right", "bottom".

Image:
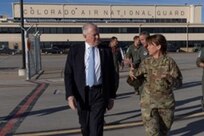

{"left": 0, "top": 34, "right": 21, "bottom": 42}
{"left": 13, "top": 3, "right": 202, "bottom": 23}
{"left": 193, "top": 6, "right": 202, "bottom": 23}
{"left": 1, "top": 22, "right": 204, "bottom": 51}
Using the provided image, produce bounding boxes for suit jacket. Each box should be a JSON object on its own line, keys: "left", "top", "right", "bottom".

{"left": 64, "top": 43, "right": 116, "bottom": 105}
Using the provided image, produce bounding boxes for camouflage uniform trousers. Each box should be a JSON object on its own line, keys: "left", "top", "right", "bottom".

{"left": 141, "top": 107, "right": 175, "bottom": 136}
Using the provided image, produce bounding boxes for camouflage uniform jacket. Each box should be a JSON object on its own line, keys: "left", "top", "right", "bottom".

{"left": 126, "top": 44, "right": 141, "bottom": 68}
{"left": 138, "top": 46, "right": 149, "bottom": 61}
{"left": 134, "top": 55, "right": 182, "bottom": 109}
{"left": 196, "top": 47, "right": 204, "bottom": 70}
{"left": 112, "top": 47, "right": 123, "bottom": 73}
{"left": 196, "top": 47, "right": 204, "bottom": 92}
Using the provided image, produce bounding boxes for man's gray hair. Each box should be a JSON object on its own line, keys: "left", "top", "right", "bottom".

{"left": 139, "top": 31, "right": 150, "bottom": 37}
{"left": 82, "top": 23, "right": 99, "bottom": 35}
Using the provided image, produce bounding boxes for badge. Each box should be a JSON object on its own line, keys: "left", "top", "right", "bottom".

{"left": 143, "top": 51, "right": 148, "bottom": 56}
{"left": 198, "top": 51, "right": 201, "bottom": 57}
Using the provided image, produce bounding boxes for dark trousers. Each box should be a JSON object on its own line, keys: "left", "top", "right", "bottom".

{"left": 77, "top": 85, "right": 106, "bottom": 136}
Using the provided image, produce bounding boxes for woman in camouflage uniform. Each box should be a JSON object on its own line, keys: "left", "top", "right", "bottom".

{"left": 129, "top": 34, "right": 182, "bottom": 136}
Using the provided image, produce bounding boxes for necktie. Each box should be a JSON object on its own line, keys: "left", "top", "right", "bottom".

{"left": 87, "top": 47, "right": 95, "bottom": 87}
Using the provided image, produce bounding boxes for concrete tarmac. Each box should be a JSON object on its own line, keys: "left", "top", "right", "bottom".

{"left": 0, "top": 53, "right": 204, "bottom": 136}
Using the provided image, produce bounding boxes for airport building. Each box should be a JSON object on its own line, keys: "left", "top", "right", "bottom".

{"left": 0, "top": 3, "right": 204, "bottom": 51}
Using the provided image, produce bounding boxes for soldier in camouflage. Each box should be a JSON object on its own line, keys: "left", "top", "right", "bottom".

{"left": 196, "top": 47, "right": 204, "bottom": 109}
{"left": 138, "top": 31, "right": 150, "bottom": 61}
{"left": 129, "top": 34, "right": 182, "bottom": 136}
{"left": 109, "top": 36, "right": 124, "bottom": 93}
{"left": 126, "top": 35, "right": 142, "bottom": 68}
{"left": 126, "top": 32, "right": 149, "bottom": 65}
{"left": 126, "top": 32, "right": 150, "bottom": 95}
{"left": 126, "top": 36, "right": 142, "bottom": 94}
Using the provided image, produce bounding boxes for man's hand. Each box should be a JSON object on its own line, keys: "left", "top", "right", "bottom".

{"left": 107, "top": 99, "right": 114, "bottom": 110}
{"left": 199, "top": 62, "right": 204, "bottom": 68}
{"left": 67, "top": 96, "right": 77, "bottom": 110}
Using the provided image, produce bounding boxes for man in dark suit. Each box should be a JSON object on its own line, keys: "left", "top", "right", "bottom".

{"left": 64, "top": 23, "right": 116, "bottom": 136}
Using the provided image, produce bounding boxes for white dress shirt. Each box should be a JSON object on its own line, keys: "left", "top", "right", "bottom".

{"left": 85, "top": 43, "right": 102, "bottom": 86}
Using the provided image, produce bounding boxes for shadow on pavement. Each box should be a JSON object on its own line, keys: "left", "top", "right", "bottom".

{"left": 28, "top": 105, "right": 69, "bottom": 116}
{"left": 107, "top": 113, "right": 141, "bottom": 125}
{"left": 0, "top": 105, "right": 69, "bottom": 121}
{"left": 176, "top": 96, "right": 202, "bottom": 107}
{"left": 175, "top": 81, "right": 201, "bottom": 91}
{"left": 105, "top": 109, "right": 141, "bottom": 125}
{"left": 0, "top": 67, "right": 18, "bottom": 70}
{"left": 170, "top": 118, "right": 204, "bottom": 136}
{"left": 116, "top": 91, "right": 135, "bottom": 100}
{"left": 105, "top": 109, "right": 140, "bottom": 117}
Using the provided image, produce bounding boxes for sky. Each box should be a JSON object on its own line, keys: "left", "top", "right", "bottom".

{"left": 0, "top": 0, "right": 204, "bottom": 22}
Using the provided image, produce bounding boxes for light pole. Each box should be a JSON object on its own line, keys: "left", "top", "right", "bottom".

{"left": 20, "top": 0, "right": 26, "bottom": 69}
{"left": 186, "top": 22, "right": 189, "bottom": 52}
{"left": 139, "top": 24, "right": 142, "bottom": 34}
{"left": 18, "top": 0, "right": 27, "bottom": 76}
{"left": 20, "top": 25, "right": 33, "bottom": 80}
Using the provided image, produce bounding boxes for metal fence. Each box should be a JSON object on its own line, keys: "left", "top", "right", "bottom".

{"left": 26, "top": 34, "right": 42, "bottom": 80}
